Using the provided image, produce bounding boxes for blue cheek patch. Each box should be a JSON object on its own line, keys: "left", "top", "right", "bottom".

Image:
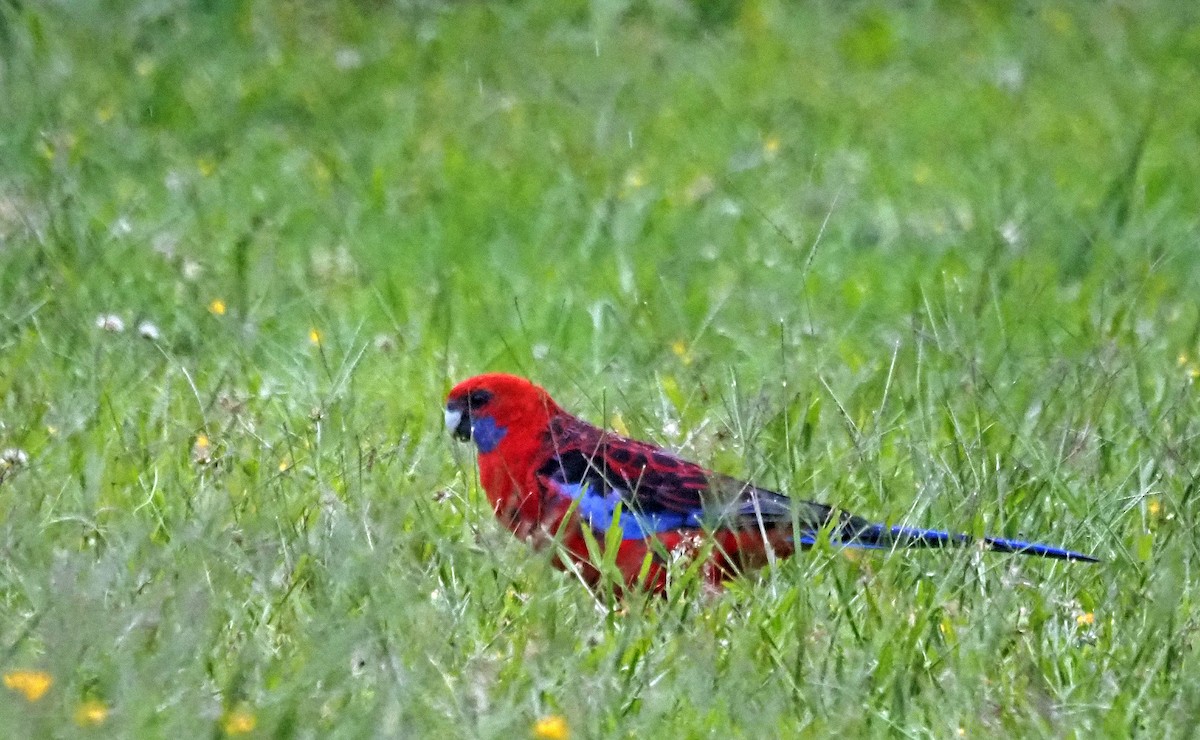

{"left": 471, "top": 416, "right": 507, "bottom": 453}
{"left": 555, "top": 482, "right": 702, "bottom": 540}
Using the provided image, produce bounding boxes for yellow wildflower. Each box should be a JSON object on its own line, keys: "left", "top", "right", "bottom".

{"left": 308, "top": 328, "right": 322, "bottom": 346}
{"left": 193, "top": 434, "right": 212, "bottom": 464}
{"left": 3, "top": 669, "right": 53, "bottom": 702}
{"left": 209, "top": 299, "right": 227, "bottom": 316}
{"left": 222, "top": 708, "right": 257, "bottom": 735}
{"left": 1147, "top": 498, "right": 1162, "bottom": 518}
{"left": 75, "top": 699, "right": 109, "bottom": 726}
{"left": 1076, "top": 612, "right": 1095, "bottom": 627}
{"left": 532, "top": 714, "right": 569, "bottom": 740}
{"left": 670, "top": 339, "right": 693, "bottom": 366}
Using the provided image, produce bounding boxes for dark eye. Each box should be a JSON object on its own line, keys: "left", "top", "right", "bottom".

{"left": 466, "top": 389, "right": 492, "bottom": 409}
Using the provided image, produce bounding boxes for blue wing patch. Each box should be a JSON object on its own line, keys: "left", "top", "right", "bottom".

{"left": 551, "top": 480, "right": 702, "bottom": 540}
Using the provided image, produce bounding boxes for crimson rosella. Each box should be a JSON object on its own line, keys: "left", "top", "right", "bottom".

{"left": 445, "top": 373, "right": 1097, "bottom": 592}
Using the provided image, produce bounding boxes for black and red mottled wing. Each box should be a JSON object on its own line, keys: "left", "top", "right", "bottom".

{"left": 536, "top": 415, "right": 850, "bottom": 538}
{"left": 532, "top": 414, "right": 1098, "bottom": 561}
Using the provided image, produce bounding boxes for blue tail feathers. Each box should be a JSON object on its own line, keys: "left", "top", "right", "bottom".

{"left": 793, "top": 523, "right": 1098, "bottom": 562}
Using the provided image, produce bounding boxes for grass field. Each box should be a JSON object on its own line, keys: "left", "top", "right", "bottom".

{"left": 3, "top": 0, "right": 1200, "bottom": 736}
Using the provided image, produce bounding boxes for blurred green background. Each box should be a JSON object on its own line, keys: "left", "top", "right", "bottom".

{"left": 2, "top": 1, "right": 1200, "bottom": 736}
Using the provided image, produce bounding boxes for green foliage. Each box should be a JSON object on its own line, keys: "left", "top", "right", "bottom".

{"left": 2, "top": 0, "right": 1199, "bottom": 735}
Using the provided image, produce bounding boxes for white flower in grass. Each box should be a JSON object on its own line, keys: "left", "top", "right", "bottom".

{"left": 94, "top": 314, "right": 125, "bottom": 333}
{"left": 1, "top": 448, "right": 29, "bottom": 467}
{"left": 994, "top": 59, "right": 1025, "bottom": 92}
{"left": 151, "top": 232, "right": 178, "bottom": 259}
{"left": 334, "top": 48, "right": 364, "bottom": 70}
{"left": 164, "top": 170, "right": 186, "bottom": 193}
{"left": 181, "top": 259, "right": 203, "bottom": 281}
{"left": 999, "top": 219, "right": 1023, "bottom": 248}
{"left": 349, "top": 646, "right": 369, "bottom": 678}
{"left": 137, "top": 321, "right": 161, "bottom": 341}
{"left": 109, "top": 216, "right": 132, "bottom": 237}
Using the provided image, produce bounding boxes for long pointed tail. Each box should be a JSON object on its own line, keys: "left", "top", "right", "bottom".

{"left": 795, "top": 524, "right": 1099, "bottom": 563}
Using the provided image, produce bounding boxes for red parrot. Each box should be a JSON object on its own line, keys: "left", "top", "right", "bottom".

{"left": 444, "top": 373, "right": 1097, "bottom": 592}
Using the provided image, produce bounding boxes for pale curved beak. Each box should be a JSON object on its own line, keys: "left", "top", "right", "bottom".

{"left": 444, "top": 408, "right": 471, "bottom": 441}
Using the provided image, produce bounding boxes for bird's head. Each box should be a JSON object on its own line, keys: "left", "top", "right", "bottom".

{"left": 444, "top": 373, "right": 563, "bottom": 453}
